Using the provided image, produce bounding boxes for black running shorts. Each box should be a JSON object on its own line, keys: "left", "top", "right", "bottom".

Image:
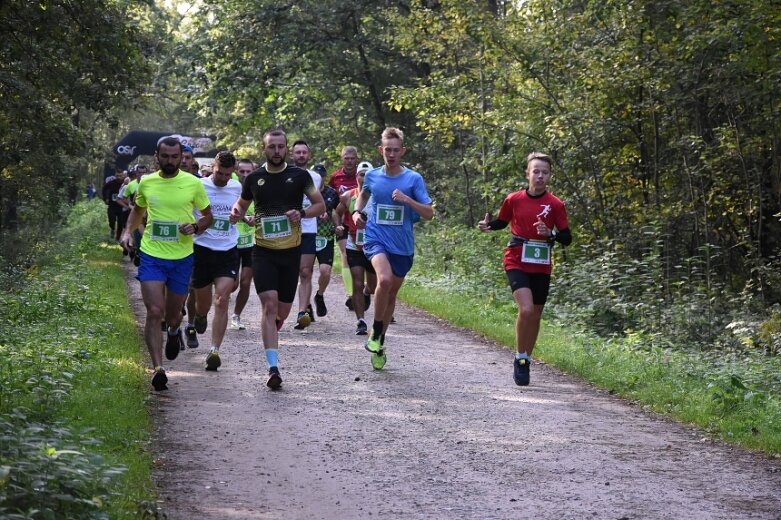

{"left": 346, "top": 248, "right": 375, "bottom": 274}
{"left": 506, "top": 269, "right": 551, "bottom": 305}
{"left": 192, "top": 245, "right": 240, "bottom": 289}
{"left": 252, "top": 245, "right": 301, "bottom": 303}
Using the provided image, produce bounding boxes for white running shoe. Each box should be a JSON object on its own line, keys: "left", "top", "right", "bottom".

{"left": 230, "top": 315, "right": 245, "bottom": 330}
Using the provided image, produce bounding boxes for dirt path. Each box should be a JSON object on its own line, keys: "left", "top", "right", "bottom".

{"left": 124, "top": 264, "right": 781, "bottom": 519}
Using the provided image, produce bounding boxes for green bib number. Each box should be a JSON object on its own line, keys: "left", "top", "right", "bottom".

{"left": 355, "top": 229, "right": 365, "bottom": 246}
{"left": 261, "top": 216, "right": 292, "bottom": 239}
{"left": 150, "top": 221, "right": 180, "bottom": 242}
{"left": 376, "top": 204, "right": 404, "bottom": 226}
{"left": 315, "top": 236, "right": 327, "bottom": 252}
{"left": 237, "top": 233, "right": 253, "bottom": 248}
{"left": 521, "top": 240, "right": 551, "bottom": 265}
{"left": 210, "top": 217, "right": 230, "bottom": 232}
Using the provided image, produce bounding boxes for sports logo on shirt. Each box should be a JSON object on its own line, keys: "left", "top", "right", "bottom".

{"left": 257, "top": 179, "right": 265, "bottom": 186}
{"left": 537, "top": 204, "right": 552, "bottom": 219}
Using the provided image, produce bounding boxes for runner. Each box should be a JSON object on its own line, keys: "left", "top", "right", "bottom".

{"left": 230, "top": 158, "right": 257, "bottom": 331}
{"left": 118, "top": 164, "right": 149, "bottom": 266}
{"left": 352, "top": 128, "right": 434, "bottom": 369}
{"left": 477, "top": 152, "right": 571, "bottom": 386}
{"left": 290, "top": 140, "right": 321, "bottom": 330}
{"left": 328, "top": 146, "right": 359, "bottom": 311}
{"left": 336, "top": 160, "right": 377, "bottom": 335}
{"left": 116, "top": 168, "right": 137, "bottom": 257}
{"left": 102, "top": 168, "right": 126, "bottom": 240}
{"left": 312, "top": 165, "right": 341, "bottom": 318}
{"left": 191, "top": 151, "right": 243, "bottom": 371}
{"left": 230, "top": 129, "right": 325, "bottom": 389}
{"left": 181, "top": 144, "right": 206, "bottom": 346}
{"left": 120, "top": 136, "right": 213, "bottom": 391}
{"left": 180, "top": 144, "right": 200, "bottom": 178}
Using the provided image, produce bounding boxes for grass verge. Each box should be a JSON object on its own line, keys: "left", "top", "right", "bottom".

{"left": 398, "top": 280, "right": 781, "bottom": 455}
{"left": 0, "top": 201, "right": 157, "bottom": 519}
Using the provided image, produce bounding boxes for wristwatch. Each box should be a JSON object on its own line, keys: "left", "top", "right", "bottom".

{"left": 192, "top": 223, "right": 200, "bottom": 234}
{"left": 352, "top": 209, "right": 368, "bottom": 220}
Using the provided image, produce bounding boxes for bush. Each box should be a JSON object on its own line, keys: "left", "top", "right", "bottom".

{"left": 0, "top": 410, "right": 125, "bottom": 520}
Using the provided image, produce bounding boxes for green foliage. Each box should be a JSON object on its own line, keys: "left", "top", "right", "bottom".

{"left": 0, "top": 0, "right": 166, "bottom": 245}
{"left": 405, "top": 223, "right": 781, "bottom": 452}
{"left": 184, "top": 0, "right": 421, "bottom": 165}
{"left": 0, "top": 412, "right": 125, "bottom": 520}
{"left": 0, "top": 201, "right": 155, "bottom": 519}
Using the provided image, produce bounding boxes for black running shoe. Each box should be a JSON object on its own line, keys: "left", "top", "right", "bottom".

{"left": 345, "top": 296, "right": 353, "bottom": 311}
{"left": 151, "top": 368, "right": 168, "bottom": 391}
{"left": 513, "top": 357, "right": 531, "bottom": 386}
{"left": 293, "top": 311, "right": 311, "bottom": 330}
{"left": 185, "top": 325, "right": 199, "bottom": 348}
{"left": 314, "top": 292, "right": 327, "bottom": 317}
{"left": 165, "top": 331, "right": 182, "bottom": 360}
{"left": 267, "top": 366, "right": 282, "bottom": 390}
{"left": 307, "top": 304, "right": 315, "bottom": 323}
{"left": 205, "top": 349, "right": 221, "bottom": 371}
{"left": 193, "top": 314, "right": 208, "bottom": 334}
{"left": 355, "top": 319, "right": 368, "bottom": 335}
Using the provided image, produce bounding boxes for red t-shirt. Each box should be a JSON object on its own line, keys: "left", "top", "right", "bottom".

{"left": 497, "top": 189, "right": 568, "bottom": 274}
{"left": 342, "top": 187, "right": 364, "bottom": 251}
{"left": 328, "top": 168, "right": 358, "bottom": 195}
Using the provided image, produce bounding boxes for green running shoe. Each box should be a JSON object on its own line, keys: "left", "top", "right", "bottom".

{"left": 371, "top": 350, "right": 387, "bottom": 370}
{"left": 364, "top": 337, "right": 381, "bottom": 353}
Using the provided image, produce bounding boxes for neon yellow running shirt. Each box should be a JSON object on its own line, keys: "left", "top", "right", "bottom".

{"left": 123, "top": 179, "right": 139, "bottom": 200}
{"left": 135, "top": 171, "right": 210, "bottom": 260}
{"left": 235, "top": 201, "right": 255, "bottom": 249}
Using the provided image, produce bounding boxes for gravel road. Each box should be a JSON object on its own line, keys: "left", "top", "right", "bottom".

{"left": 125, "top": 266, "right": 781, "bottom": 519}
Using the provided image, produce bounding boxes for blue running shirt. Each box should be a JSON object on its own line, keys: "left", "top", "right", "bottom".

{"left": 362, "top": 167, "right": 432, "bottom": 256}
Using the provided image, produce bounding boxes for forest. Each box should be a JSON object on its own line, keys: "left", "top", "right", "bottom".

{"left": 1, "top": 0, "right": 780, "bottom": 355}
{"left": 2, "top": 2, "right": 781, "bottom": 514}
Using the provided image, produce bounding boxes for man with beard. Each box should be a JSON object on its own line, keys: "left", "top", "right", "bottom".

{"left": 230, "top": 129, "right": 325, "bottom": 389}
{"left": 190, "top": 151, "right": 243, "bottom": 372}
{"left": 120, "top": 136, "right": 213, "bottom": 391}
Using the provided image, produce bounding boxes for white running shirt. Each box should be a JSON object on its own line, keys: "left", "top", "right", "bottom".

{"left": 301, "top": 169, "right": 322, "bottom": 234}
{"left": 194, "top": 177, "right": 242, "bottom": 251}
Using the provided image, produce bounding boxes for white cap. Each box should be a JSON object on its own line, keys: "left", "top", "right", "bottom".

{"left": 357, "top": 161, "right": 373, "bottom": 173}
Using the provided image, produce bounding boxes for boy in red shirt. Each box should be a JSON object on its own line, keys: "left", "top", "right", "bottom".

{"left": 478, "top": 152, "right": 572, "bottom": 386}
